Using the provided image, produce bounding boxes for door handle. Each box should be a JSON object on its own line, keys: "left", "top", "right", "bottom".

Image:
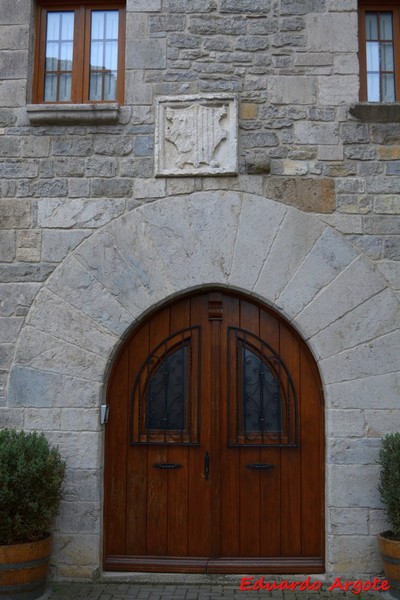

{"left": 153, "top": 463, "right": 182, "bottom": 470}
{"left": 245, "top": 463, "right": 275, "bottom": 470}
{"left": 204, "top": 451, "right": 210, "bottom": 480}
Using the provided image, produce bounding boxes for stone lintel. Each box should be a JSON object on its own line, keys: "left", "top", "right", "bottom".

{"left": 349, "top": 102, "right": 400, "bottom": 123}
{"left": 26, "top": 104, "right": 121, "bottom": 125}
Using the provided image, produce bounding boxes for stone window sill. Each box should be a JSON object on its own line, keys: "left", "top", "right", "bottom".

{"left": 26, "top": 103, "right": 121, "bottom": 125}
{"left": 349, "top": 102, "right": 400, "bottom": 122}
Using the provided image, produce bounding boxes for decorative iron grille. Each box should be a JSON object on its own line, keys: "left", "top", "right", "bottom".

{"left": 130, "top": 326, "right": 201, "bottom": 445}
{"left": 227, "top": 327, "right": 298, "bottom": 447}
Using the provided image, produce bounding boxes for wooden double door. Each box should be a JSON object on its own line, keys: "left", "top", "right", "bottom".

{"left": 104, "top": 291, "right": 324, "bottom": 573}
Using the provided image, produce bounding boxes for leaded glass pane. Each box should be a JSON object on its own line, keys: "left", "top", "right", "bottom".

{"left": 146, "top": 347, "right": 186, "bottom": 431}
{"left": 381, "top": 42, "right": 394, "bottom": 71}
{"left": 104, "top": 72, "right": 117, "bottom": 100}
{"left": 47, "top": 13, "right": 61, "bottom": 41}
{"left": 106, "top": 11, "right": 119, "bottom": 39}
{"left": 59, "top": 73, "right": 72, "bottom": 101}
{"left": 89, "top": 73, "right": 102, "bottom": 101}
{"left": 366, "top": 41, "right": 380, "bottom": 72}
{"left": 44, "top": 73, "right": 57, "bottom": 101}
{"left": 367, "top": 73, "right": 380, "bottom": 101}
{"left": 242, "top": 348, "right": 281, "bottom": 434}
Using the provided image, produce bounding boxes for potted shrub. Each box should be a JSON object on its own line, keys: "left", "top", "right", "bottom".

{"left": 0, "top": 429, "right": 65, "bottom": 600}
{"left": 378, "top": 432, "right": 400, "bottom": 596}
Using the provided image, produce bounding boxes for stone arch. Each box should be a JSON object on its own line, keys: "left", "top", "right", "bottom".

{"left": 7, "top": 191, "right": 400, "bottom": 576}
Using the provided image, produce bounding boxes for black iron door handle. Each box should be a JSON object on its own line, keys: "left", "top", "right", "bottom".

{"left": 245, "top": 463, "right": 275, "bottom": 470}
{"left": 204, "top": 451, "right": 210, "bottom": 480}
{"left": 153, "top": 463, "right": 182, "bottom": 470}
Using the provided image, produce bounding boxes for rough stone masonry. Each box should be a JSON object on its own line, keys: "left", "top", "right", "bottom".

{"left": 0, "top": 0, "right": 399, "bottom": 581}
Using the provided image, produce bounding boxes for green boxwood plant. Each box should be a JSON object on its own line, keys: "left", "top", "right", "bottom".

{"left": 378, "top": 432, "right": 400, "bottom": 540}
{"left": 0, "top": 429, "right": 66, "bottom": 546}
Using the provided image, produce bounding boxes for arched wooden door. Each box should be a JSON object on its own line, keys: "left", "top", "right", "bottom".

{"left": 103, "top": 290, "right": 324, "bottom": 573}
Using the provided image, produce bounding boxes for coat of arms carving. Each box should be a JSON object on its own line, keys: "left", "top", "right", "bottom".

{"left": 155, "top": 94, "right": 238, "bottom": 176}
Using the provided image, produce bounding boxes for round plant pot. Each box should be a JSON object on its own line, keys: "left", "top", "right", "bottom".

{"left": 0, "top": 536, "right": 52, "bottom": 600}
{"left": 379, "top": 531, "right": 400, "bottom": 594}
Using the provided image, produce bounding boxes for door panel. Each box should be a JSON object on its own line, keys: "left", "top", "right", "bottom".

{"left": 104, "top": 291, "right": 324, "bottom": 573}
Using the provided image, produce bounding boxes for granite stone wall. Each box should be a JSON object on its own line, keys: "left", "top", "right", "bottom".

{"left": 0, "top": 0, "right": 399, "bottom": 580}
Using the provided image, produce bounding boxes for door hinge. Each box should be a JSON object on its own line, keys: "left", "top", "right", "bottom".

{"left": 100, "top": 404, "right": 109, "bottom": 425}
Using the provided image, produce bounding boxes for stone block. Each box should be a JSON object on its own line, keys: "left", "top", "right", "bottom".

{"left": 56, "top": 501, "right": 100, "bottom": 534}
{"left": 64, "top": 469, "right": 101, "bottom": 503}
{"left": 0, "top": 108, "right": 16, "bottom": 126}
{"left": 0, "top": 80, "right": 26, "bottom": 107}
{"left": 229, "top": 195, "right": 287, "bottom": 291}
{"left": 91, "top": 178, "right": 132, "bottom": 198}
{"left": 329, "top": 508, "right": 369, "bottom": 535}
{"left": 220, "top": 0, "right": 270, "bottom": 13}
{"left": 133, "top": 135, "right": 154, "bottom": 157}
{"left": 60, "top": 409, "right": 100, "bottom": 432}
{"left": 68, "top": 179, "right": 90, "bottom": 198}
{"left": 321, "top": 329, "right": 400, "bottom": 383}
{"left": 42, "top": 230, "right": 91, "bottom": 263}
{"left": 0, "top": 50, "right": 27, "bottom": 79}
{"left": 149, "top": 15, "right": 185, "bottom": 32}
{"left": 0, "top": 137, "right": 20, "bottom": 157}
{"left": 21, "top": 136, "right": 50, "bottom": 158}
{"left": 51, "top": 139, "right": 93, "bottom": 157}
{"left": 327, "top": 535, "right": 381, "bottom": 573}
{"left": 277, "top": 227, "right": 357, "bottom": 317}
{"left": 0, "top": 230, "right": 16, "bottom": 261}
{"left": 376, "top": 260, "right": 400, "bottom": 289}
{"left": 127, "top": 0, "right": 161, "bottom": 10}
{"left": 333, "top": 52, "right": 359, "bottom": 75}
{"left": 242, "top": 131, "right": 279, "bottom": 148}
{"left": 344, "top": 146, "right": 375, "bottom": 160}
{"left": 341, "top": 123, "right": 369, "bottom": 144}
{"left": 369, "top": 509, "right": 389, "bottom": 536}
{"left": 0, "top": 283, "right": 41, "bottom": 317}
{"left": 295, "top": 52, "right": 333, "bottom": 67}
{"left": 84, "top": 158, "right": 118, "bottom": 178}
{"left": 317, "top": 145, "right": 343, "bottom": 161}
{"left": 0, "top": 199, "right": 31, "bottom": 229}
{"left": 0, "top": 316, "right": 23, "bottom": 343}
{"left": 371, "top": 124, "right": 400, "bottom": 144}
{"left": 327, "top": 409, "right": 366, "bottom": 438}
{"left": 0, "top": 408, "right": 23, "bottom": 429}
{"left": 263, "top": 176, "right": 335, "bottom": 213}
{"left": 306, "top": 13, "right": 358, "bottom": 52}
{"left": 126, "top": 13, "right": 147, "bottom": 38}
{"left": 134, "top": 178, "right": 166, "bottom": 199}
{"left": 377, "top": 145, "right": 400, "bottom": 160}
{"left": 189, "top": 16, "right": 246, "bottom": 35}
{"left": 319, "top": 213, "right": 362, "bottom": 234}
{"left": 383, "top": 238, "right": 400, "bottom": 259}
{"left": 294, "top": 122, "right": 338, "bottom": 145}
{"left": 164, "top": 0, "right": 216, "bottom": 11}
{"left": 0, "top": 160, "right": 38, "bottom": 179}
{"left": 364, "top": 215, "right": 400, "bottom": 234}
{"left": 93, "top": 136, "right": 133, "bottom": 156}
{"left": 329, "top": 465, "right": 381, "bottom": 508}
{"left": 268, "top": 75, "right": 316, "bottom": 105}
{"left": 14, "top": 326, "right": 108, "bottom": 382}
{"left": 126, "top": 39, "right": 166, "bottom": 69}
{"left": 0, "top": 0, "right": 31, "bottom": 24}
{"left": 27, "top": 288, "right": 119, "bottom": 358}
{"left": 328, "top": 438, "right": 381, "bottom": 466}
{"left": 325, "top": 372, "right": 400, "bottom": 410}
{"left": 281, "top": 0, "right": 325, "bottom": 14}
{"left": 365, "top": 409, "right": 400, "bottom": 437}
{"left": 296, "top": 255, "right": 386, "bottom": 338}
{"left": 8, "top": 365, "right": 102, "bottom": 408}
{"left": 52, "top": 533, "right": 100, "bottom": 566}
{"left": 23, "top": 408, "right": 62, "bottom": 431}
{"left": 0, "top": 25, "right": 29, "bottom": 50}
{"left": 47, "top": 256, "right": 136, "bottom": 336}
{"left": 37, "top": 198, "right": 125, "bottom": 228}
{"left": 0, "top": 263, "right": 54, "bottom": 283}
{"left": 0, "top": 343, "right": 14, "bottom": 369}
{"left": 318, "top": 75, "right": 359, "bottom": 106}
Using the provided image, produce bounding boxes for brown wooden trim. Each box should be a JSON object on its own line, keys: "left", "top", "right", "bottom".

{"left": 33, "top": 0, "right": 125, "bottom": 104}
{"left": 358, "top": 1, "right": 400, "bottom": 101}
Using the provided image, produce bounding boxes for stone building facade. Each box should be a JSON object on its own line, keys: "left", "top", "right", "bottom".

{"left": 1, "top": 0, "right": 400, "bottom": 582}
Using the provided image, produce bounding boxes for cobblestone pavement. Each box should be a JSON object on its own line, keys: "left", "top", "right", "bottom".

{"left": 41, "top": 581, "right": 393, "bottom": 600}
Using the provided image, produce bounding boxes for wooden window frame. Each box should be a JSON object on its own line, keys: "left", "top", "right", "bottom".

{"left": 33, "top": 0, "right": 125, "bottom": 104}
{"left": 359, "top": 0, "right": 400, "bottom": 101}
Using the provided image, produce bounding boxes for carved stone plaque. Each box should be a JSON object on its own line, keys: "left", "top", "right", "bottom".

{"left": 155, "top": 94, "right": 238, "bottom": 176}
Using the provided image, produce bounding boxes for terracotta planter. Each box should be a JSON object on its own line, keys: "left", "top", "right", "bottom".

{"left": 0, "top": 536, "right": 52, "bottom": 600}
{"left": 378, "top": 531, "right": 400, "bottom": 594}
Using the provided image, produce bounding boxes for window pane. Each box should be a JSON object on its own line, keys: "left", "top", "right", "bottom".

{"left": 60, "top": 12, "right": 74, "bottom": 41}
{"left": 45, "top": 42, "right": 59, "bottom": 70}
{"left": 104, "top": 41, "right": 118, "bottom": 70}
{"left": 382, "top": 74, "right": 396, "bottom": 101}
{"left": 44, "top": 73, "right": 57, "bottom": 101}
{"left": 60, "top": 42, "right": 73, "bottom": 71}
{"left": 47, "top": 13, "right": 60, "bottom": 41}
{"left": 366, "top": 41, "right": 380, "bottom": 72}
{"left": 380, "top": 13, "right": 393, "bottom": 41}
{"left": 381, "top": 43, "right": 394, "bottom": 72}
{"left": 105, "top": 11, "right": 119, "bottom": 39}
{"left": 104, "top": 72, "right": 117, "bottom": 100}
{"left": 91, "top": 11, "right": 105, "bottom": 40}
{"left": 366, "top": 13, "right": 378, "bottom": 40}
{"left": 367, "top": 72, "right": 380, "bottom": 101}
{"left": 89, "top": 73, "right": 102, "bottom": 100}
{"left": 90, "top": 41, "right": 104, "bottom": 69}
{"left": 58, "top": 73, "right": 72, "bottom": 101}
